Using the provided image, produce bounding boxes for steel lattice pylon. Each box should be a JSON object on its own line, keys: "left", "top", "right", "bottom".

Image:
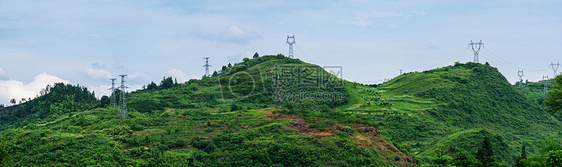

{"left": 118, "top": 75, "right": 128, "bottom": 118}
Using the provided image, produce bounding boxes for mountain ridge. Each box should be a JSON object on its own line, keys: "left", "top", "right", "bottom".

{"left": 1, "top": 56, "right": 561, "bottom": 166}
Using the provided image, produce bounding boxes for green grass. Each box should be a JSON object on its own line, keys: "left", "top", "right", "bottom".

{"left": 417, "top": 128, "right": 513, "bottom": 165}
{"left": 335, "top": 62, "right": 562, "bottom": 166}
{"left": 2, "top": 57, "right": 562, "bottom": 166}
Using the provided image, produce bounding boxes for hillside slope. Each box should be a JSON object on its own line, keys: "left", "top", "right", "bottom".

{"left": 2, "top": 57, "right": 560, "bottom": 166}
{"left": 0, "top": 55, "right": 414, "bottom": 166}
{"left": 340, "top": 62, "right": 562, "bottom": 165}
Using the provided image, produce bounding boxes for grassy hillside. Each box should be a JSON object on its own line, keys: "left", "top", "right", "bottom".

{"left": 338, "top": 62, "right": 562, "bottom": 165}
{"left": 514, "top": 78, "right": 552, "bottom": 107}
{"left": 0, "top": 55, "right": 414, "bottom": 166}
{"left": 418, "top": 128, "right": 513, "bottom": 164}
{"left": 1, "top": 56, "right": 561, "bottom": 166}
{"left": 2, "top": 106, "right": 418, "bottom": 166}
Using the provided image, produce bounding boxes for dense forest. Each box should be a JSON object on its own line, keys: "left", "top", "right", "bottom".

{"left": 1, "top": 55, "right": 562, "bottom": 166}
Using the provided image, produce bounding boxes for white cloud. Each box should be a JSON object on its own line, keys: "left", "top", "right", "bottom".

{"left": 338, "top": 11, "right": 405, "bottom": 26}
{"left": 166, "top": 68, "right": 198, "bottom": 83}
{"left": 128, "top": 72, "right": 151, "bottom": 81}
{"left": 85, "top": 68, "right": 112, "bottom": 81}
{"left": 0, "top": 73, "right": 70, "bottom": 105}
{"left": 196, "top": 25, "right": 262, "bottom": 44}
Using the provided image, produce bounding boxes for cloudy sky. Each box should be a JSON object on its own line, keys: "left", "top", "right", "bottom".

{"left": 0, "top": 0, "right": 561, "bottom": 105}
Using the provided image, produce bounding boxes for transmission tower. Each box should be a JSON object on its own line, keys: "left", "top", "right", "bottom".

{"left": 542, "top": 75, "right": 548, "bottom": 94}
{"left": 468, "top": 40, "right": 484, "bottom": 63}
{"left": 118, "top": 75, "right": 128, "bottom": 118}
{"left": 287, "top": 35, "right": 296, "bottom": 58}
{"left": 400, "top": 69, "right": 403, "bottom": 75}
{"left": 551, "top": 62, "right": 560, "bottom": 77}
{"left": 203, "top": 57, "right": 211, "bottom": 76}
{"left": 517, "top": 70, "right": 524, "bottom": 88}
{"left": 108, "top": 78, "right": 117, "bottom": 106}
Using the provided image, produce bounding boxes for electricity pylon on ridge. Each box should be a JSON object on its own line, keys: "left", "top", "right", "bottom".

{"left": 551, "top": 62, "right": 560, "bottom": 77}
{"left": 287, "top": 35, "right": 295, "bottom": 58}
{"left": 118, "top": 75, "right": 128, "bottom": 118}
{"left": 517, "top": 70, "right": 524, "bottom": 88}
{"left": 542, "top": 75, "right": 548, "bottom": 94}
{"left": 203, "top": 57, "right": 211, "bottom": 76}
{"left": 108, "top": 78, "right": 117, "bottom": 106}
{"left": 468, "top": 40, "right": 484, "bottom": 63}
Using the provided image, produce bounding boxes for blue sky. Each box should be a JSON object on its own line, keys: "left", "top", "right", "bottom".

{"left": 0, "top": 0, "right": 561, "bottom": 105}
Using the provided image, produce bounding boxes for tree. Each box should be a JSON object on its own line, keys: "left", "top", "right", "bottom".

{"left": 545, "top": 74, "right": 562, "bottom": 115}
{"left": 147, "top": 82, "right": 157, "bottom": 90}
{"left": 253, "top": 52, "right": 259, "bottom": 59}
{"left": 540, "top": 138, "right": 561, "bottom": 155}
{"left": 545, "top": 150, "right": 562, "bottom": 167}
{"left": 526, "top": 154, "right": 544, "bottom": 167}
{"left": 476, "top": 137, "right": 495, "bottom": 166}
{"left": 160, "top": 77, "right": 174, "bottom": 89}
{"left": 452, "top": 151, "right": 479, "bottom": 167}
{"left": 9, "top": 98, "right": 15, "bottom": 105}
{"left": 430, "top": 148, "right": 451, "bottom": 166}
{"left": 242, "top": 57, "right": 250, "bottom": 62}
{"left": 230, "top": 103, "right": 240, "bottom": 111}
{"left": 516, "top": 144, "right": 527, "bottom": 167}
{"left": 100, "top": 95, "right": 110, "bottom": 107}
{"left": 0, "top": 138, "right": 12, "bottom": 167}
{"left": 227, "top": 63, "right": 232, "bottom": 68}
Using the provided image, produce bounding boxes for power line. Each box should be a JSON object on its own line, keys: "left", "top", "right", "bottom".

{"left": 108, "top": 78, "right": 117, "bottom": 106}
{"left": 118, "top": 74, "right": 128, "bottom": 118}
{"left": 287, "top": 35, "right": 296, "bottom": 58}
{"left": 294, "top": 43, "right": 322, "bottom": 63}
{"left": 468, "top": 40, "right": 484, "bottom": 63}
{"left": 481, "top": 48, "right": 519, "bottom": 69}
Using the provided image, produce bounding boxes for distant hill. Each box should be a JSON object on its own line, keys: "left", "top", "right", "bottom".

{"left": 0, "top": 83, "right": 99, "bottom": 130}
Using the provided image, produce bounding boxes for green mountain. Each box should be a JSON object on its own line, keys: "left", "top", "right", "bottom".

{"left": 340, "top": 62, "right": 562, "bottom": 165}
{"left": 0, "top": 55, "right": 414, "bottom": 166}
{"left": 1, "top": 56, "right": 561, "bottom": 166}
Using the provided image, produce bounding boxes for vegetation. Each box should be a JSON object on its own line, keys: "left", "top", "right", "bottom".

{"left": 0, "top": 83, "right": 99, "bottom": 130}
{"left": 545, "top": 75, "right": 562, "bottom": 115}
{"left": 0, "top": 138, "right": 11, "bottom": 167}
{"left": 0, "top": 56, "right": 561, "bottom": 166}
